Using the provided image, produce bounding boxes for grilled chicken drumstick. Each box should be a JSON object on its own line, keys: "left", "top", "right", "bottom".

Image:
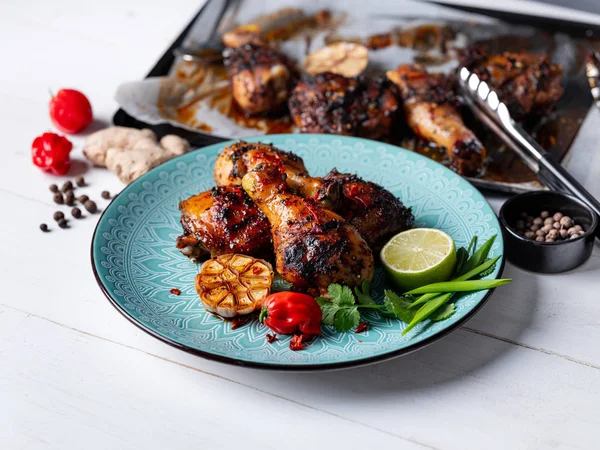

{"left": 214, "top": 141, "right": 340, "bottom": 209}
{"left": 387, "top": 64, "right": 486, "bottom": 176}
{"left": 214, "top": 141, "right": 414, "bottom": 249}
{"left": 176, "top": 186, "right": 272, "bottom": 260}
{"left": 242, "top": 166, "right": 374, "bottom": 295}
{"left": 223, "top": 43, "right": 298, "bottom": 116}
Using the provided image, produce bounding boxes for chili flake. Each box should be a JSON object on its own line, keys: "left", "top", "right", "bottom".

{"left": 354, "top": 321, "right": 369, "bottom": 333}
{"left": 231, "top": 316, "right": 249, "bottom": 330}
{"left": 289, "top": 334, "right": 308, "bottom": 351}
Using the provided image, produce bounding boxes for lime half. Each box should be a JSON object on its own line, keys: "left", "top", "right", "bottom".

{"left": 380, "top": 228, "right": 457, "bottom": 292}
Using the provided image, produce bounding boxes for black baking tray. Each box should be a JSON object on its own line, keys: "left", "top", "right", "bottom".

{"left": 113, "top": 0, "right": 600, "bottom": 152}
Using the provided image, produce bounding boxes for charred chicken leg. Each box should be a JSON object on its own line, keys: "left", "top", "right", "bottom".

{"left": 242, "top": 166, "right": 374, "bottom": 295}
{"left": 387, "top": 64, "right": 486, "bottom": 176}
{"left": 214, "top": 141, "right": 340, "bottom": 209}
{"left": 288, "top": 72, "right": 401, "bottom": 140}
{"left": 176, "top": 185, "right": 272, "bottom": 260}
{"left": 461, "top": 49, "right": 563, "bottom": 121}
{"left": 223, "top": 43, "right": 298, "bottom": 116}
{"left": 322, "top": 169, "right": 414, "bottom": 251}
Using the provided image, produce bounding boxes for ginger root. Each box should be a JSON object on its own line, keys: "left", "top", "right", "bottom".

{"left": 83, "top": 127, "right": 190, "bottom": 183}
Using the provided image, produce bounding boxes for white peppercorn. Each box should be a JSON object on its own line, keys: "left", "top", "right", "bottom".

{"left": 552, "top": 222, "right": 561, "bottom": 230}
{"left": 535, "top": 236, "right": 545, "bottom": 242}
{"left": 524, "top": 231, "right": 535, "bottom": 239}
{"left": 543, "top": 217, "right": 554, "bottom": 225}
{"left": 533, "top": 217, "right": 543, "bottom": 226}
{"left": 547, "top": 229, "right": 559, "bottom": 240}
{"left": 540, "top": 211, "right": 550, "bottom": 219}
{"left": 559, "top": 229, "right": 568, "bottom": 239}
{"left": 531, "top": 224, "right": 540, "bottom": 232}
{"left": 553, "top": 212, "right": 563, "bottom": 221}
{"left": 536, "top": 229, "right": 546, "bottom": 237}
{"left": 560, "top": 216, "right": 574, "bottom": 228}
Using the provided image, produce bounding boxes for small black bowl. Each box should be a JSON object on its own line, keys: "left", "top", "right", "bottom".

{"left": 499, "top": 191, "right": 598, "bottom": 273}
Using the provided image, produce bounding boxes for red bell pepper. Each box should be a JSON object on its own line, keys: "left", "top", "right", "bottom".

{"left": 259, "top": 292, "right": 322, "bottom": 336}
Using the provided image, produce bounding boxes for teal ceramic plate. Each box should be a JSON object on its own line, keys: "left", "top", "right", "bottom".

{"left": 92, "top": 135, "right": 504, "bottom": 370}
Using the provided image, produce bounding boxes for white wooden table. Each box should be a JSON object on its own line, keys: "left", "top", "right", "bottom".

{"left": 2, "top": 1, "right": 600, "bottom": 448}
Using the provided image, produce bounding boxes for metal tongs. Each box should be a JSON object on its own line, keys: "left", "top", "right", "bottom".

{"left": 458, "top": 67, "right": 600, "bottom": 222}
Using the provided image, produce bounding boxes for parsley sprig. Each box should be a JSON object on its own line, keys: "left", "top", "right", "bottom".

{"left": 316, "top": 234, "right": 509, "bottom": 335}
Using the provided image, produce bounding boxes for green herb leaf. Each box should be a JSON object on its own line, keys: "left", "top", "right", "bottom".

{"left": 334, "top": 307, "right": 361, "bottom": 332}
{"left": 316, "top": 297, "right": 339, "bottom": 326}
{"left": 454, "top": 247, "right": 469, "bottom": 277}
{"left": 383, "top": 290, "right": 415, "bottom": 323}
{"left": 429, "top": 303, "right": 456, "bottom": 321}
{"left": 403, "top": 293, "right": 452, "bottom": 335}
{"left": 460, "top": 235, "right": 496, "bottom": 275}
{"left": 354, "top": 280, "right": 375, "bottom": 305}
{"left": 405, "top": 278, "right": 512, "bottom": 295}
{"left": 327, "top": 283, "right": 355, "bottom": 306}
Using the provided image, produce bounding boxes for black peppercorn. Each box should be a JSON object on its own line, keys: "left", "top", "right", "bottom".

{"left": 76, "top": 176, "right": 86, "bottom": 187}
{"left": 49, "top": 184, "right": 59, "bottom": 193}
{"left": 53, "top": 211, "right": 65, "bottom": 221}
{"left": 53, "top": 192, "right": 64, "bottom": 204}
{"left": 58, "top": 218, "right": 68, "bottom": 228}
{"left": 40, "top": 223, "right": 49, "bottom": 232}
{"left": 101, "top": 190, "right": 111, "bottom": 199}
{"left": 65, "top": 190, "right": 75, "bottom": 205}
{"left": 84, "top": 200, "right": 97, "bottom": 213}
{"left": 78, "top": 195, "right": 89, "bottom": 203}
{"left": 71, "top": 207, "right": 82, "bottom": 219}
{"left": 61, "top": 181, "right": 73, "bottom": 192}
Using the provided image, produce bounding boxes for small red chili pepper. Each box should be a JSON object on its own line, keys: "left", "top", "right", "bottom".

{"left": 259, "top": 292, "right": 322, "bottom": 336}
{"left": 31, "top": 132, "right": 73, "bottom": 175}
{"left": 49, "top": 89, "right": 93, "bottom": 134}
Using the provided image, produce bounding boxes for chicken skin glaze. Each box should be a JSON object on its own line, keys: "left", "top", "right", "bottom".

{"left": 176, "top": 185, "right": 272, "bottom": 260}
{"left": 288, "top": 72, "right": 401, "bottom": 140}
{"left": 322, "top": 169, "right": 414, "bottom": 251}
{"left": 242, "top": 166, "right": 374, "bottom": 295}
{"left": 387, "top": 64, "right": 486, "bottom": 176}
{"left": 223, "top": 43, "right": 298, "bottom": 116}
